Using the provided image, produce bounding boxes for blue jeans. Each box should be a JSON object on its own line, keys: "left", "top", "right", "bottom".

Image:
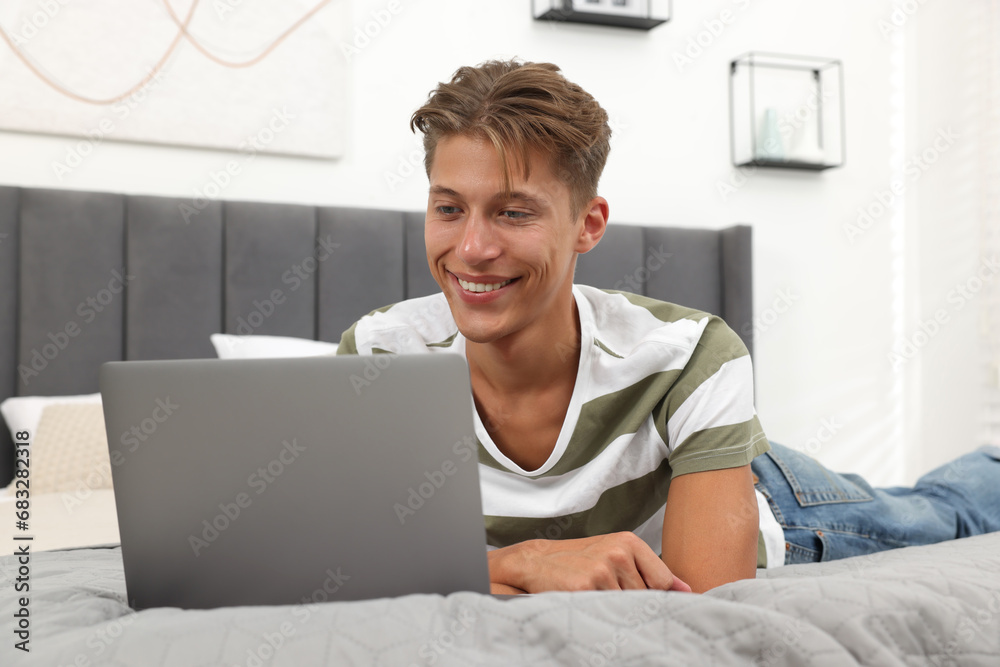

{"left": 751, "top": 442, "right": 1000, "bottom": 565}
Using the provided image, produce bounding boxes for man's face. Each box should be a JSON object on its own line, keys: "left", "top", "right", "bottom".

{"left": 424, "top": 134, "right": 601, "bottom": 346}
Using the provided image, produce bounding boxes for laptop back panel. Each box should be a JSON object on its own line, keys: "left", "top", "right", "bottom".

{"left": 100, "top": 355, "right": 490, "bottom": 609}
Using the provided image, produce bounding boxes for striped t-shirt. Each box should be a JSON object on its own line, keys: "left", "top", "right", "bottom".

{"left": 337, "top": 285, "right": 785, "bottom": 568}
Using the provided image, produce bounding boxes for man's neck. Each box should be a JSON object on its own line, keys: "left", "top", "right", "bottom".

{"left": 465, "top": 290, "right": 582, "bottom": 397}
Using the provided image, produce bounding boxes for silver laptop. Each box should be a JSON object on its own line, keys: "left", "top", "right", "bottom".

{"left": 99, "top": 354, "right": 491, "bottom": 610}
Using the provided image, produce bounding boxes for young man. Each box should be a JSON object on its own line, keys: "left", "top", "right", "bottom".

{"left": 339, "top": 59, "right": 1000, "bottom": 594}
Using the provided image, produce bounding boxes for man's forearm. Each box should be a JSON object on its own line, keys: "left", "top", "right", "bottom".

{"left": 662, "top": 465, "right": 759, "bottom": 593}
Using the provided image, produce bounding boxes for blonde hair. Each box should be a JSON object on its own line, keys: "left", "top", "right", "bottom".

{"left": 410, "top": 59, "right": 611, "bottom": 218}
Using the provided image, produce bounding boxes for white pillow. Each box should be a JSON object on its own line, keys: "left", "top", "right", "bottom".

{"left": 210, "top": 333, "right": 338, "bottom": 359}
{"left": 0, "top": 393, "right": 102, "bottom": 442}
{"left": 0, "top": 393, "right": 104, "bottom": 497}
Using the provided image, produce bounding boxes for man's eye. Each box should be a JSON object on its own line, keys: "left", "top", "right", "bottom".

{"left": 437, "top": 206, "right": 461, "bottom": 215}
{"left": 500, "top": 210, "right": 529, "bottom": 220}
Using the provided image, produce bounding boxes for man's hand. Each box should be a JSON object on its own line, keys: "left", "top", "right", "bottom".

{"left": 488, "top": 532, "right": 691, "bottom": 594}
{"left": 490, "top": 582, "right": 528, "bottom": 595}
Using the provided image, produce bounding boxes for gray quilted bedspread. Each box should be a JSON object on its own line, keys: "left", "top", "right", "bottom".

{"left": 2, "top": 533, "right": 999, "bottom": 666}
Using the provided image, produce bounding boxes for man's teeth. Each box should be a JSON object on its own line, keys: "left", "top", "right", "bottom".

{"left": 458, "top": 278, "right": 513, "bottom": 293}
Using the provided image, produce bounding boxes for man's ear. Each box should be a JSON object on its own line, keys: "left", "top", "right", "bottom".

{"left": 575, "top": 196, "right": 609, "bottom": 254}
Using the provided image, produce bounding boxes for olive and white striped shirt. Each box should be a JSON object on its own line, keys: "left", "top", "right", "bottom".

{"left": 338, "top": 285, "right": 784, "bottom": 568}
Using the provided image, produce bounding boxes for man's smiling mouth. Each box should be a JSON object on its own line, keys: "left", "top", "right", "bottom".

{"left": 457, "top": 277, "right": 515, "bottom": 293}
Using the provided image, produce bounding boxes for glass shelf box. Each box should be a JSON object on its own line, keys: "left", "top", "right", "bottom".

{"left": 532, "top": 0, "right": 671, "bottom": 30}
{"left": 729, "top": 53, "right": 845, "bottom": 170}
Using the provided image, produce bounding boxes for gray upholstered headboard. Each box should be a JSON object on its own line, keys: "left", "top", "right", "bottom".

{"left": 0, "top": 185, "right": 753, "bottom": 486}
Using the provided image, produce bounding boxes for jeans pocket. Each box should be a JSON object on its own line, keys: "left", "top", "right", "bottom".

{"left": 782, "top": 528, "right": 822, "bottom": 565}
{"left": 766, "top": 443, "right": 875, "bottom": 508}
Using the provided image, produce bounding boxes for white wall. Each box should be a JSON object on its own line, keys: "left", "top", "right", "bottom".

{"left": 0, "top": 0, "right": 978, "bottom": 484}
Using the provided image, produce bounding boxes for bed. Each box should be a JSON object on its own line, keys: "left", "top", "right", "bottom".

{"left": 1, "top": 185, "right": 998, "bottom": 666}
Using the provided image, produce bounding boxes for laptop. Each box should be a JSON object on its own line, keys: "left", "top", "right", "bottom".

{"left": 99, "top": 354, "right": 491, "bottom": 610}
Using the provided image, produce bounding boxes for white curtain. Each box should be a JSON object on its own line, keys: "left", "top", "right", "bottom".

{"left": 979, "top": 1, "right": 1000, "bottom": 446}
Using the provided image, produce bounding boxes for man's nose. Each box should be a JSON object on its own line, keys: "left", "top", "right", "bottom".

{"left": 456, "top": 212, "right": 500, "bottom": 264}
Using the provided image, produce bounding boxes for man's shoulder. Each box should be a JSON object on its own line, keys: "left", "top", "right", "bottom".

{"left": 336, "top": 293, "right": 457, "bottom": 355}
{"left": 576, "top": 286, "right": 747, "bottom": 363}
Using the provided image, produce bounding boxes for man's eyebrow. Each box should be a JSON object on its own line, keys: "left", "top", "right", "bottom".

{"left": 492, "top": 191, "right": 550, "bottom": 208}
{"left": 429, "top": 185, "right": 462, "bottom": 198}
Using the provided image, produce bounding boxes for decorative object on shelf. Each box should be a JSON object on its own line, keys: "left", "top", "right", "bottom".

{"left": 757, "top": 108, "right": 785, "bottom": 161}
{"left": 532, "top": 0, "right": 671, "bottom": 30}
{"left": 729, "top": 52, "right": 845, "bottom": 170}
